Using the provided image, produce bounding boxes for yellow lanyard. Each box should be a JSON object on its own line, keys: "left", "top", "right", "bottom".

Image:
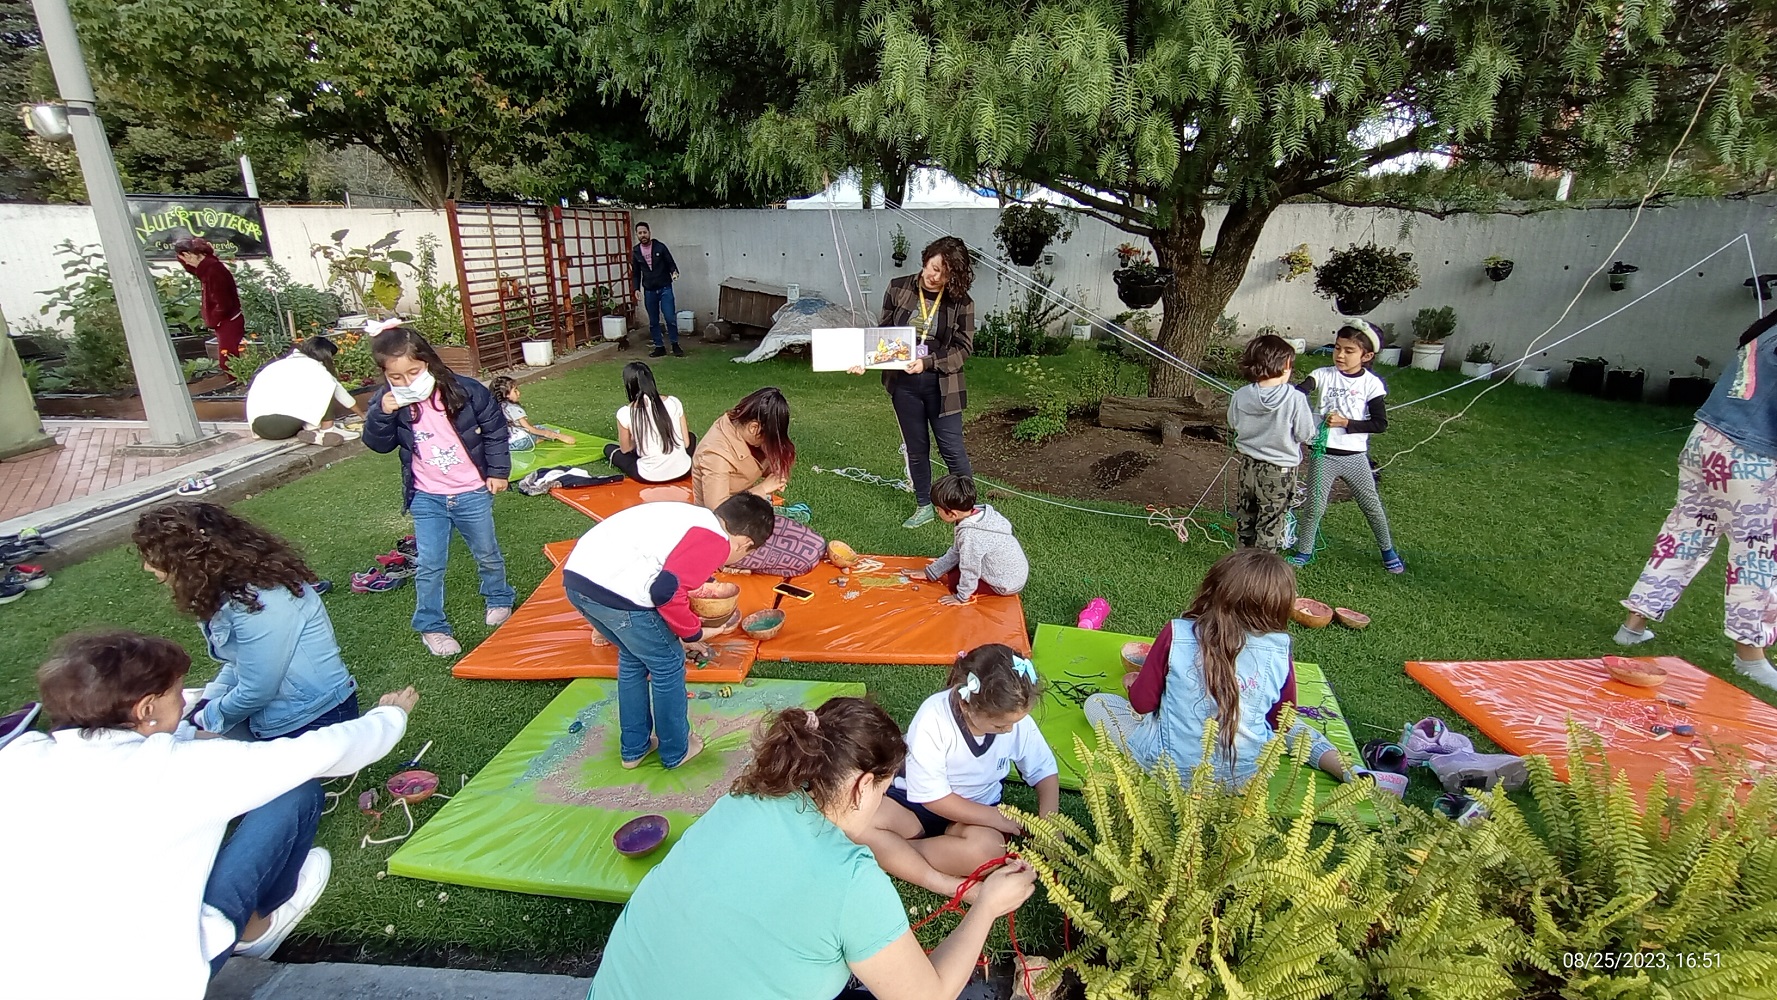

{"left": 917, "top": 288, "right": 942, "bottom": 341}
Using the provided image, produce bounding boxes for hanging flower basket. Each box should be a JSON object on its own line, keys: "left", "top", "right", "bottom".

{"left": 1335, "top": 292, "right": 1386, "bottom": 316}
{"left": 1313, "top": 243, "right": 1419, "bottom": 314}
{"left": 1007, "top": 238, "right": 1045, "bottom": 267}
{"left": 1607, "top": 261, "right": 1639, "bottom": 292}
{"left": 1483, "top": 256, "right": 1515, "bottom": 282}
{"left": 1113, "top": 267, "right": 1171, "bottom": 310}
{"left": 993, "top": 203, "right": 1070, "bottom": 268}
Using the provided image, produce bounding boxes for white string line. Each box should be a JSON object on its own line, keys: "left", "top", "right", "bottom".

{"left": 1375, "top": 64, "right": 1729, "bottom": 471}
{"left": 1745, "top": 231, "right": 1768, "bottom": 322}
{"left": 1394, "top": 233, "right": 1761, "bottom": 410}
{"left": 879, "top": 198, "right": 1237, "bottom": 393}
{"left": 824, "top": 193, "right": 859, "bottom": 318}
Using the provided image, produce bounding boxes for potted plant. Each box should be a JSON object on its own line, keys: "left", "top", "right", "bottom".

{"left": 1313, "top": 243, "right": 1420, "bottom": 316}
{"left": 1568, "top": 356, "right": 1608, "bottom": 396}
{"left": 1374, "top": 323, "right": 1402, "bottom": 366}
{"left": 1607, "top": 260, "right": 1639, "bottom": 292}
{"left": 1514, "top": 365, "right": 1554, "bottom": 388}
{"left": 1483, "top": 254, "right": 1515, "bottom": 282}
{"left": 992, "top": 202, "right": 1071, "bottom": 267}
{"left": 1409, "top": 306, "right": 1456, "bottom": 371}
{"left": 891, "top": 225, "right": 910, "bottom": 268}
{"left": 1460, "top": 342, "right": 1495, "bottom": 379}
{"left": 1111, "top": 248, "right": 1171, "bottom": 310}
{"left": 1278, "top": 243, "right": 1313, "bottom": 282}
{"left": 1745, "top": 274, "right": 1777, "bottom": 301}
{"left": 1605, "top": 365, "right": 1646, "bottom": 401}
{"left": 181, "top": 357, "right": 233, "bottom": 395}
{"left": 1666, "top": 356, "right": 1716, "bottom": 407}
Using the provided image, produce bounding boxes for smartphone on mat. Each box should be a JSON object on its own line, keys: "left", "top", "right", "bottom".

{"left": 773, "top": 583, "right": 815, "bottom": 602}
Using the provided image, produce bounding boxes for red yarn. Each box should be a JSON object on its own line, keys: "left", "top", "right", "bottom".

{"left": 908, "top": 854, "right": 1043, "bottom": 999}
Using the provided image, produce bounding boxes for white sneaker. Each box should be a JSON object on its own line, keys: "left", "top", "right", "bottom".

{"left": 298, "top": 428, "right": 346, "bottom": 447}
{"left": 486, "top": 606, "right": 512, "bottom": 627}
{"left": 421, "top": 632, "right": 462, "bottom": 656}
{"left": 234, "top": 848, "right": 331, "bottom": 958}
{"left": 1735, "top": 658, "right": 1777, "bottom": 689}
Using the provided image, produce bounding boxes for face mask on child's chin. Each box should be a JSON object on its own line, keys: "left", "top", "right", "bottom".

{"left": 389, "top": 370, "right": 436, "bottom": 405}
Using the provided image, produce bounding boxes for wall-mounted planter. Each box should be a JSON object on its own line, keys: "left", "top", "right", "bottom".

{"left": 1607, "top": 261, "right": 1639, "bottom": 292}
{"left": 1604, "top": 367, "right": 1646, "bottom": 402}
{"left": 1746, "top": 274, "right": 1777, "bottom": 301}
{"left": 1334, "top": 292, "right": 1385, "bottom": 316}
{"left": 1112, "top": 269, "right": 1171, "bottom": 310}
{"left": 1484, "top": 260, "right": 1515, "bottom": 282}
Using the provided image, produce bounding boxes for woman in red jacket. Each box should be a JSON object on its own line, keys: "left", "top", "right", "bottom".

{"left": 175, "top": 237, "right": 247, "bottom": 360}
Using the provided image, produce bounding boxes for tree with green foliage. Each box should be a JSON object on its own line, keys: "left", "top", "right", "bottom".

{"left": 701, "top": 0, "right": 1775, "bottom": 395}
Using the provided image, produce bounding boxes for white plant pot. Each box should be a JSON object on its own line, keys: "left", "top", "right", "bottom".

{"left": 1514, "top": 366, "right": 1553, "bottom": 388}
{"left": 601, "top": 315, "right": 626, "bottom": 341}
{"left": 785, "top": 283, "right": 800, "bottom": 303}
{"left": 521, "top": 339, "right": 555, "bottom": 367}
{"left": 1285, "top": 337, "right": 1308, "bottom": 355}
{"left": 677, "top": 310, "right": 695, "bottom": 335}
{"left": 1072, "top": 323, "right": 1092, "bottom": 341}
{"left": 1459, "top": 361, "right": 1494, "bottom": 379}
{"left": 1410, "top": 342, "right": 1446, "bottom": 372}
{"left": 1376, "top": 347, "right": 1402, "bottom": 366}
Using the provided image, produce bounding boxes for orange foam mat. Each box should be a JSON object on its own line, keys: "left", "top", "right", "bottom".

{"left": 1406, "top": 655, "right": 1777, "bottom": 802}
{"left": 544, "top": 543, "right": 1030, "bottom": 665}
{"left": 552, "top": 480, "right": 692, "bottom": 522}
{"left": 452, "top": 549, "right": 757, "bottom": 683}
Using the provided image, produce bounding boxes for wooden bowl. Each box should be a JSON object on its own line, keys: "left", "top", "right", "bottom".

{"left": 1333, "top": 607, "right": 1370, "bottom": 629}
{"left": 386, "top": 770, "right": 439, "bottom": 804}
{"left": 1121, "top": 641, "right": 1151, "bottom": 672}
{"left": 688, "top": 582, "right": 741, "bottom": 619}
{"left": 1603, "top": 655, "right": 1668, "bottom": 688}
{"left": 700, "top": 609, "right": 741, "bottom": 638}
{"left": 613, "top": 814, "right": 670, "bottom": 858}
{"left": 1291, "top": 597, "right": 1333, "bottom": 628}
{"left": 827, "top": 540, "right": 860, "bottom": 569}
{"left": 742, "top": 609, "right": 786, "bottom": 640}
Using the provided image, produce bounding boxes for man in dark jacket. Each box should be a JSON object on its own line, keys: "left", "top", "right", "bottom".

{"left": 631, "top": 222, "right": 683, "bottom": 358}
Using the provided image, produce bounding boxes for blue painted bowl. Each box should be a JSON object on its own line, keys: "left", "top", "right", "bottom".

{"left": 614, "top": 814, "right": 670, "bottom": 858}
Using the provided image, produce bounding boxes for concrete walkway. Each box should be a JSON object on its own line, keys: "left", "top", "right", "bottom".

{"left": 206, "top": 959, "right": 588, "bottom": 1000}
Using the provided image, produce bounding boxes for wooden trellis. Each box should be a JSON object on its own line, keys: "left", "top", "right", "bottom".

{"left": 552, "top": 207, "right": 634, "bottom": 349}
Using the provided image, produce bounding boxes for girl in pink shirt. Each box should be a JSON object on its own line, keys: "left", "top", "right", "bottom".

{"left": 362, "top": 326, "right": 516, "bottom": 657}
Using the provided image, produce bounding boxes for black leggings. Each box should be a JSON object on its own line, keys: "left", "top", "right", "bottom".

{"left": 889, "top": 372, "right": 971, "bottom": 506}
{"left": 604, "top": 433, "right": 698, "bottom": 483}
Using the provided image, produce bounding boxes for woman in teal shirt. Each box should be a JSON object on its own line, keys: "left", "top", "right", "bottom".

{"left": 589, "top": 697, "right": 1035, "bottom": 1000}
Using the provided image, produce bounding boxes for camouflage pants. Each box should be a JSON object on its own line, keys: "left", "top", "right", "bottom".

{"left": 1236, "top": 455, "right": 1296, "bottom": 553}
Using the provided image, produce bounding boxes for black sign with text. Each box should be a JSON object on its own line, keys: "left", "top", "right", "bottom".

{"left": 126, "top": 195, "right": 271, "bottom": 260}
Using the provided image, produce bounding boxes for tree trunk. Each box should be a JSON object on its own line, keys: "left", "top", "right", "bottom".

{"left": 1145, "top": 199, "right": 1280, "bottom": 397}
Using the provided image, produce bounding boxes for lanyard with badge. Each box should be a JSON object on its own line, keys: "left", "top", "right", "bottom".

{"left": 912, "top": 288, "right": 941, "bottom": 360}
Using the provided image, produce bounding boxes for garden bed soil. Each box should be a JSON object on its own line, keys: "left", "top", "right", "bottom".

{"left": 968, "top": 409, "right": 1353, "bottom": 511}
{"left": 33, "top": 381, "right": 377, "bottom": 422}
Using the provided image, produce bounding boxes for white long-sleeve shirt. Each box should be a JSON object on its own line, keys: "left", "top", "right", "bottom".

{"left": 0, "top": 706, "right": 409, "bottom": 1000}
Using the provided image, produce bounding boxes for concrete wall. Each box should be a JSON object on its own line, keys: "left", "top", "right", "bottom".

{"left": 5, "top": 198, "right": 1773, "bottom": 392}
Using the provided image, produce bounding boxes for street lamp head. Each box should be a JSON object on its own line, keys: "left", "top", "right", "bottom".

{"left": 27, "top": 104, "right": 72, "bottom": 142}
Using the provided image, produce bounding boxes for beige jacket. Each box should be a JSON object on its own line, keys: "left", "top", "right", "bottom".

{"left": 692, "top": 413, "right": 788, "bottom": 508}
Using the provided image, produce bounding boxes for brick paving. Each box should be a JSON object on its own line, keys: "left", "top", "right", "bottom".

{"left": 0, "top": 422, "right": 244, "bottom": 523}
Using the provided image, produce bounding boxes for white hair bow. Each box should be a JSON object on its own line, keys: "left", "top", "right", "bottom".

{"left": 957, "top": 672, "right": 982, "bottom": 702}
{"left": 363, "top": 317, "right": 406, "bottom": 336}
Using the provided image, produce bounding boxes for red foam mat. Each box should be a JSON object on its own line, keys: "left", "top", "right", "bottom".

{"left": 1406, "top": 655, "right": 1777, "bottom": 802}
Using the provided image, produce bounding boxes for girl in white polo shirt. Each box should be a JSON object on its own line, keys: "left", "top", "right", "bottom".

{"left": 245, "top": 337, "right": 365, "bottom": 444}
{"left": 859, "top": 644, "right": 1059, "bottom": 899}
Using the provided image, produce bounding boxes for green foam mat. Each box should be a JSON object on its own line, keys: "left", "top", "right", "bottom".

{"left": 508, "top": 428, "right": 615, "bottom": 478}
{"left": 1028, "top": 623, "right": 1377, "bottom": 825}
{"left": 389, "top": 677, "right": 864, "bottom": 901}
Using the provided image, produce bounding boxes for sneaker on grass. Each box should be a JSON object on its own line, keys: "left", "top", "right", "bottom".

{"left": 175, "top": 476, "right": 216, "bottom": 497}
{"left": 421, "top": 632, "right": 462, "bottom": 657}
{"left": 902, "top": 504, "right": 935, "bottom": 529}
{"left": 234, "top": 848, "right": 331, "bottom": 959}
{"left": 486, "top": 606, "right": 512, "bottom": 627}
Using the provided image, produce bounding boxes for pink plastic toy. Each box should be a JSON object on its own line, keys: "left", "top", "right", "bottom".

{"left": 1077, "top": 597, "right": 1111, "bottom": 630}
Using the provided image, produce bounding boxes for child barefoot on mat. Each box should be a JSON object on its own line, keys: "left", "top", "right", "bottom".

{"left": 1288, "top": 321, "right": 1404, "bottom": 573}
{"left": 1227, "top": 335, "right": 1317, "bottom": 553}
{"left": 862, "top": 644, "right": 1059, "bottom": 898}
{"left": 488, "top": 376, "right": 575, "bottom": 452}
{"left": 362, "top": 324, "right": 516, "bottom": 657}
{"left": 1083, "top": 549, "right": 1395, "bottom": 793}
{"left": 924, "top": 475, "right": 1028, "bottom": 606}
{"left": 560, "top": 495, "right": 775, "bottom": 769}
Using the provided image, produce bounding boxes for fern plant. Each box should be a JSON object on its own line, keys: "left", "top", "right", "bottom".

{"left": 1008, "top": 717, "right": 1528, "bottom": 999}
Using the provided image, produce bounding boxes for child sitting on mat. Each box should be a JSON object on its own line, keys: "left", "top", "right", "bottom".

{"left": 924, "top": 475, "right": 1028, "bottom": 606}
{"left": 860, "top": 644, "right": 1059, "bottom": 900}
{"left": 1287, "top": 321, "right": 1403, "bottom": 572}
{"left": 1228, "top": 334, "right": 1317, "bottom": 553}
{"left": 606, "top": 361, "right": 695, "bottom": 483}
{"left": 489, "top": 376, "right": 576, "bottom": 452}
{"left": 560, "top": 495, "right": 776, "bottom": 770}
{"left": 1083, "top": 549, "right": 1386, "bottom": 792}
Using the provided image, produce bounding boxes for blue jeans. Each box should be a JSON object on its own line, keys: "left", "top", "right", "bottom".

{"left": 271, "top": 691, "right": 360, "bottom": 740}
{"left": 204, "top": 781, "right": 323, "bottom": 976}
{"left": 410, "top": 488, "right": 515, "bottom": 636}
{"left": 643, "top": 285, "right": 679, "bottom": 348}
{"left": 565, "top": 589, "right": 692, "bottom": 766}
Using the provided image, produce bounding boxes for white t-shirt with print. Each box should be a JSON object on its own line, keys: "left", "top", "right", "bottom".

{"left": 615, "top": 395, "right": 691, "bottom": 481}
{"left": 502, "top": 401, "right": 530, "bottom": 444}
{"left": 897, "top": 690, "right": 1059, "bottom": 806}
{"left": 245, "top": 353, "right": 356, "bottom": 428}
{"left": 1305, "top": 366, "right": 1387, "bottom": 453}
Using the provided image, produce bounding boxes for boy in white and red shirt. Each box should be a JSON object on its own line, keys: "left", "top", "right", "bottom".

{"left": 562, "top": 495, "right": 776, "bottom": 769}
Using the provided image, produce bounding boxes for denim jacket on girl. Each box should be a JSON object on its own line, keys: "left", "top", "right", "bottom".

{"left": 1126, "top": 619, "right": 1294, "bottom": 788}
{"left": 195, "top": 583, "right": 358, "bottom": 739}
{"left": 1696, "top": 327, "right": 1777, "bottom": 458}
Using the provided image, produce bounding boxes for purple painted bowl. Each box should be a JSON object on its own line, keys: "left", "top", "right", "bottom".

{"left": 613, "top": 814, "right": 670, "bottom": 858}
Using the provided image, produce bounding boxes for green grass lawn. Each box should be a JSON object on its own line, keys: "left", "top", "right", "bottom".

{"left": 0, "top": 340, "right": 1758, "bottom": 965}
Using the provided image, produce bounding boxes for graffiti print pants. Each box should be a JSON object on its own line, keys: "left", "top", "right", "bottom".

{"left": 1623, "top": 422, "right": 1777, "bottom": 648}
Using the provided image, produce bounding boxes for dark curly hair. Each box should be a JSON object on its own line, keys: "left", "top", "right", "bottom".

{"left": 38, "top": 631, "right": 191, "bottom": 736}
{"left": 732, "top": 697, "right": 906, "bottom": 812}
{"left": 922, "top": 236, "right": 975, "bottom": 296}
{"left": 133, "top": 502, "right": 319, "bottom": 621}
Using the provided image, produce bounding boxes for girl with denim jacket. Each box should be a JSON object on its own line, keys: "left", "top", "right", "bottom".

{"left": 1618, "top": 312, "right": 1777, "bottom": 689}
{"left": 134, "top": 502, "right": 360, "bottom": 739}
{"left": 362, "top": 325, "right": 515, "bottom": 657}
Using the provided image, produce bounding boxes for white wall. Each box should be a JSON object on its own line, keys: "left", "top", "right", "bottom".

{"left": 5, "top": 199, "right": 1773, "bottom": 393}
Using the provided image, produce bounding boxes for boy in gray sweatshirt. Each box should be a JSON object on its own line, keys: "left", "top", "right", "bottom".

{"left": 924, "top": 475, "right": 1029, "bottom": 604}
{"left": 1227, "top": 335, "right": 1318, "bottom": 552}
